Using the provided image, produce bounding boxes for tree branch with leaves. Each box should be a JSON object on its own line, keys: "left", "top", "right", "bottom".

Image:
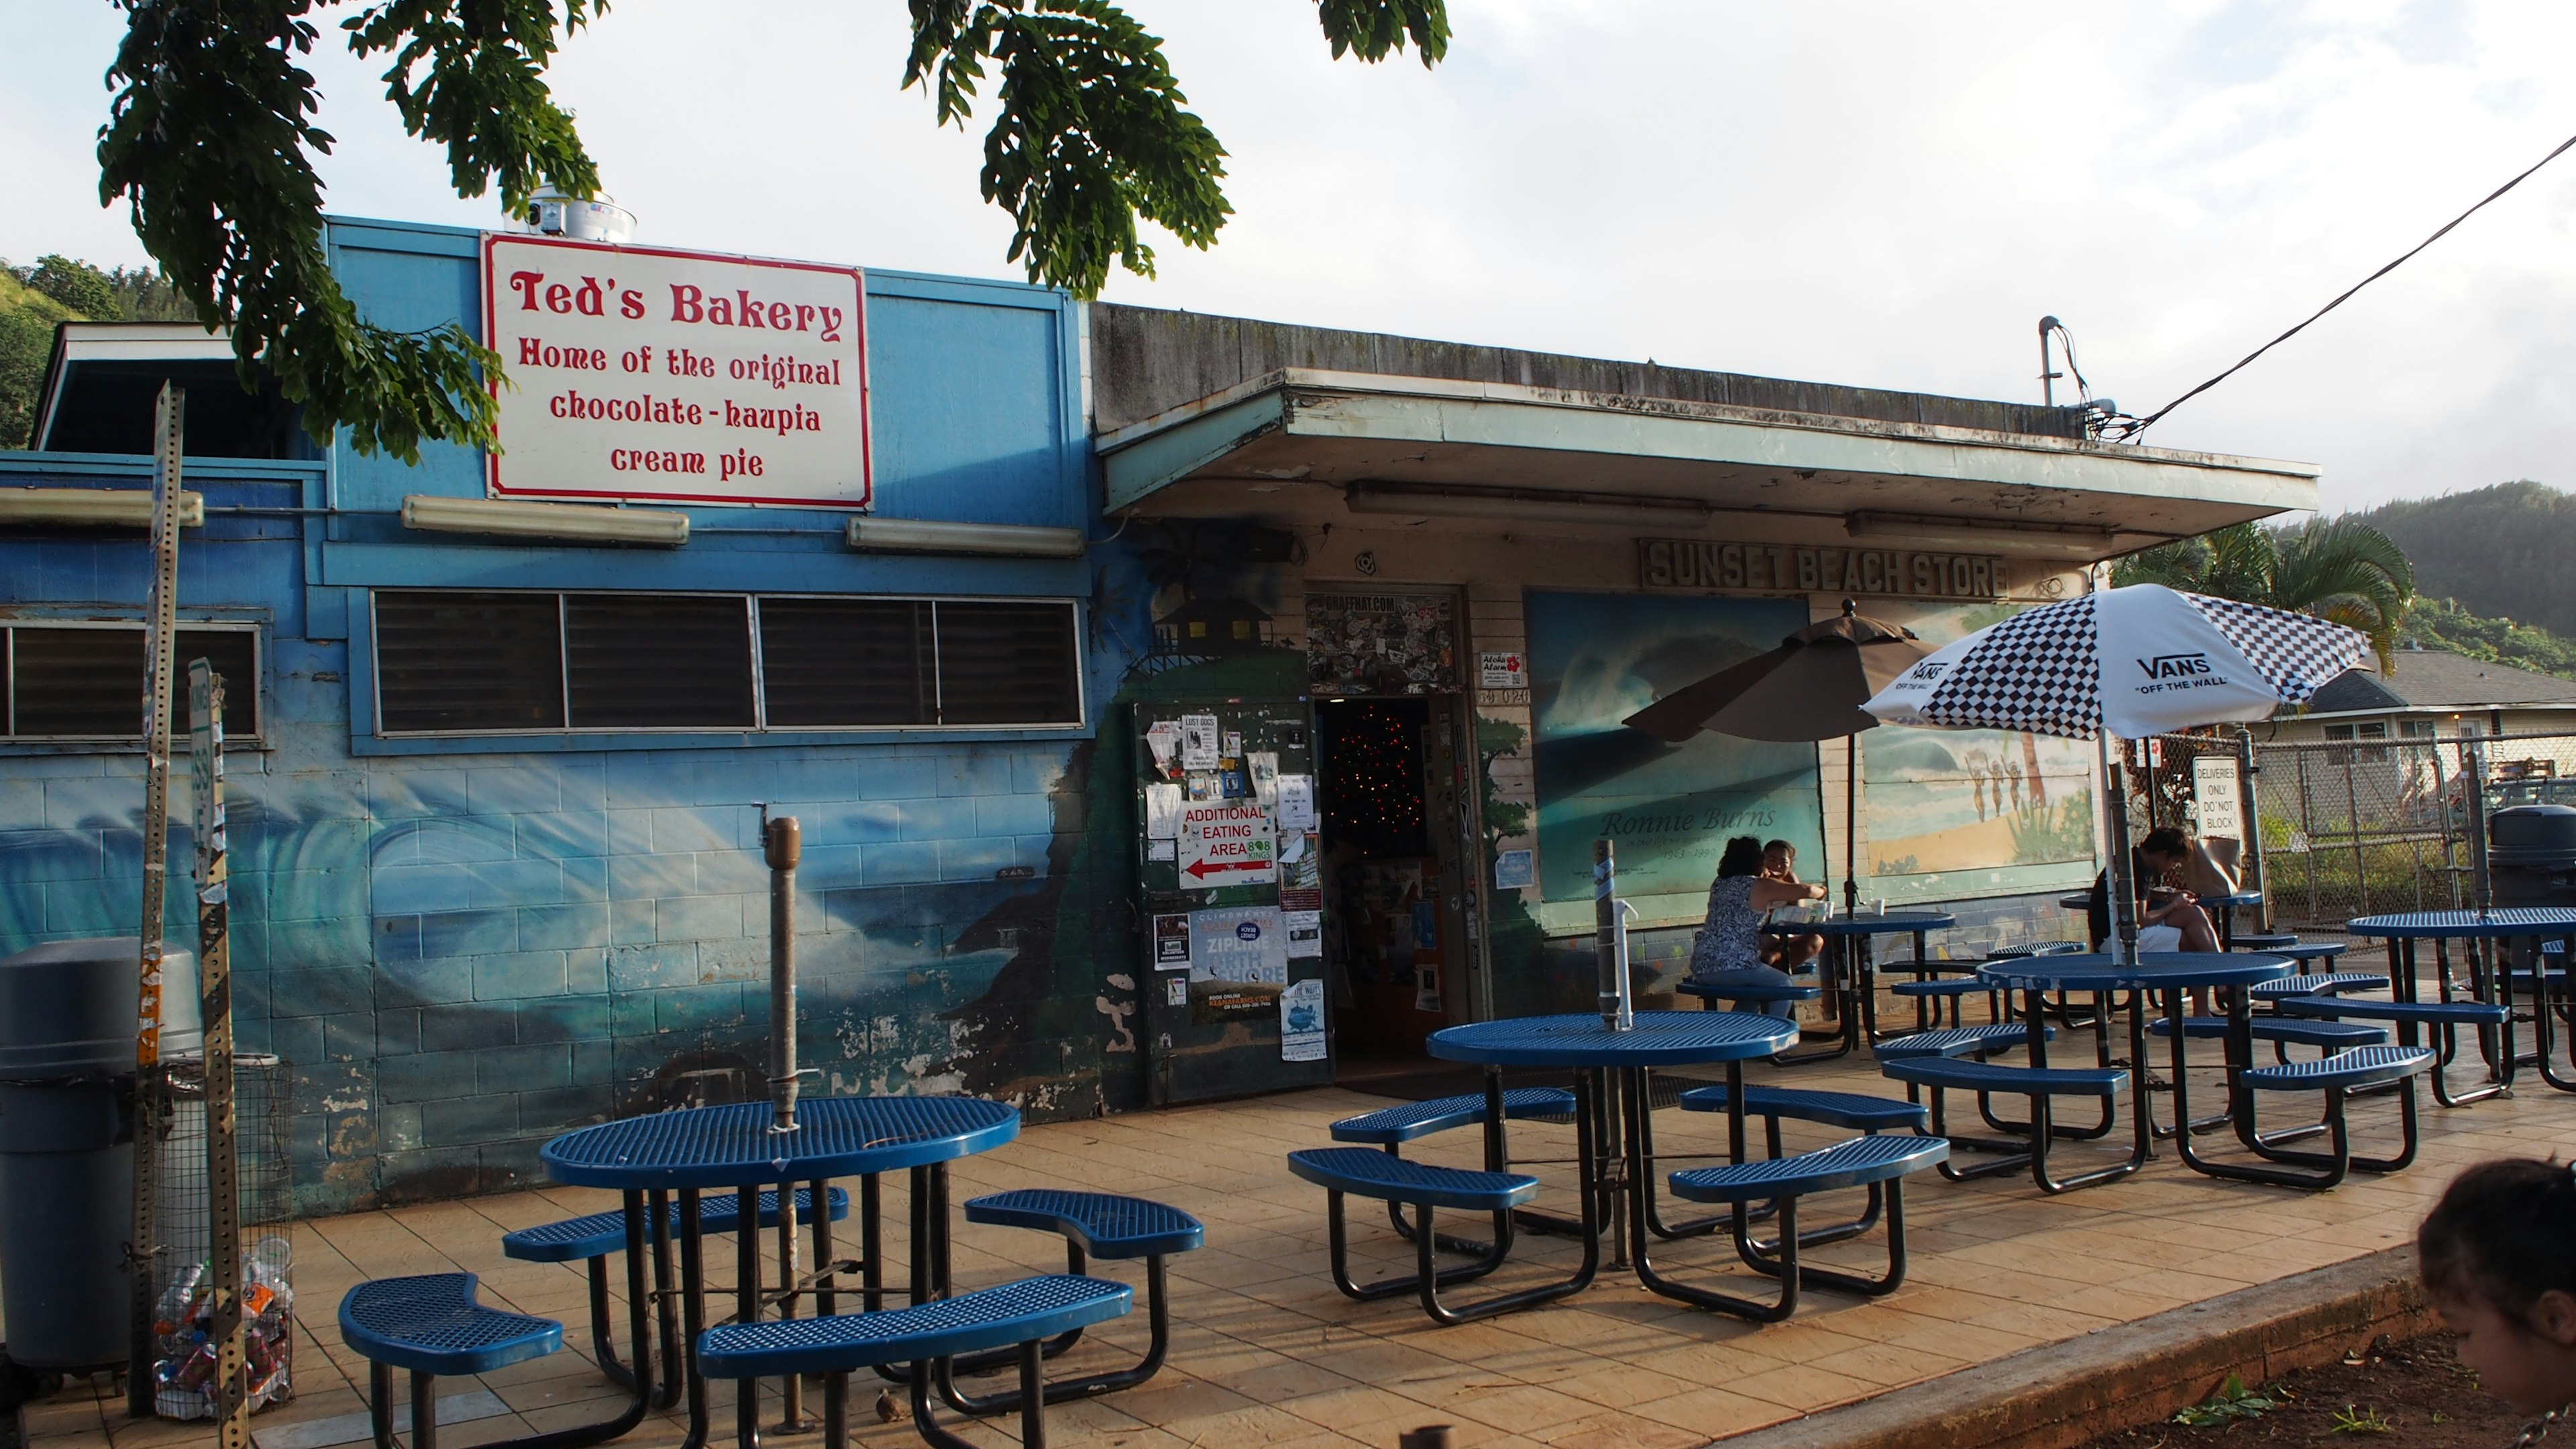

{"left": 93, "top": 0, "right": 1447, "bottom": 462}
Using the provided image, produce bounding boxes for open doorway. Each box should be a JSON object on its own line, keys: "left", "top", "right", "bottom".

{"left": 1317, "top": 696, "right": 1464, "bottom": 1081}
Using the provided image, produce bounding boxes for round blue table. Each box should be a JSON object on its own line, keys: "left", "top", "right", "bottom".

{"left": 1977, "top": 952, "right": 2294, "bottom": 1189}
{"left": 543, "top": 1097, "right": 1021, "bottom": 1449}
{"left": 1756, "top": 911, "right": 1955, "bottom": 1059}
{"left": 1429, "top": 1012, "right": 1801, "bottom": 1319}
{"left": 2347, "top": 909, "right": 2576, "bottom": 1095}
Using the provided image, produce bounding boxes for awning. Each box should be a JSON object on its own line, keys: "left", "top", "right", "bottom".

{"left": 1094, "top": 369, "right": 2318, "bottom": 564}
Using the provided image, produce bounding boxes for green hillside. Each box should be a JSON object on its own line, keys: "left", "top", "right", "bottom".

{"left": 1, "top": 255, "right": 204, "bottom": 449}
{"left": 2400, "top": 596, "right": 2576, "bottom": 682}
{"left": 2357, "top": 480, "right": 2576, "bottom": 642}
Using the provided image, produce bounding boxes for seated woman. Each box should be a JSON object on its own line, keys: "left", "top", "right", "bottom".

{"left": 1689, "top": 835, "right": 1828, "bottom": 1016}
{"left": 2086, "top": 824, "right": 2220, "bottom": 954}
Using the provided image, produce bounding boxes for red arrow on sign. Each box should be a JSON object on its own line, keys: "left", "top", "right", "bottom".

{"left": 1185, "top": 857, "right": 1269, "bottom": 879}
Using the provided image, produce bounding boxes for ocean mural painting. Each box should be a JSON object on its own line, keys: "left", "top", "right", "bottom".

{"left": 1523, "top": 590, "right": 1825, "bottom": 915}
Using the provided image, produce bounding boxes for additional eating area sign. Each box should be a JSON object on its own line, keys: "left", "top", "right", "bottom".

{"left": 481, "top": 233, "right": 872, "bottom": 508}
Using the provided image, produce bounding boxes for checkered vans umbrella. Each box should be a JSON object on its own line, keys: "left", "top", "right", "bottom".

{"left": 1862, "top": 584, "right": 2366, "bottom": 741}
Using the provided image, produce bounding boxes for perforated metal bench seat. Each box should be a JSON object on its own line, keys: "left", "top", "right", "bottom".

{"left": 1984, "top": 943, "right": 2088, "bottom": 959}
{"left": 2249, "top": 973, "right": 2390, "bottom": 1003}
{"left": 1890, "top": 977, "right": 1990, "bottom": 998}
{"left": 2150, "top": 1017, "right": 2390, "bottom": 1049}
{"left": 2232, "top": 932, "right": 2302, "bottom": 952}
{"left": 1667, "top": 1134, "right": 1949, "bottom": 1204}
{"left": 963, "top": 1190, "right": 1203, "bottom": 1258}
{"left": 1674, "top": 1083, "right": 1929, "bottom": 1132}
{"left": 338, "top": 1273, "right": 561, "bottom": 1377}
{"left": 1874, "top": 1023, "right": 2049, "bottom": 1060}
{"left": 2241, "top": 1045, "right": 2435, "bottom": 1093}
{"left": 1285, "top": 1147, "right": 1538, "bottom": 1212}
{"left": 500, "top": 1186, "right": 850, "bottom": 1263}
{"left": 697, "top": 1275, "right": 1131, "bottom": 1378}
{"left": 2273, "top": 996, "right": 2511, "bottom": 1026}
{"left": 1879, "top": 1057, "right": 2127, "bottom": 1095}
{"left": 1327, "top": 1088, "right": 1576, "bottom": 1145}
{"left": 1676, "top": 980, "right": 1824, "bottom": 1005}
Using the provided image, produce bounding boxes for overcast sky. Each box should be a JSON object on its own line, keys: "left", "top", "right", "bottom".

{"left": 9, "top": 1, "right": 2576, "bottom": 514}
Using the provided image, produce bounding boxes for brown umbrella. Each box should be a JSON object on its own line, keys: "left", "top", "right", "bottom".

{"left": 1623, "top": 600, "right": 1932, "bottom": 912}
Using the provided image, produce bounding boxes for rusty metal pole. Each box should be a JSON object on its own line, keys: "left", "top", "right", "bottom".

{"left": 2236, "top": 729, "right": 2271, "bottom": 932}
{"left": 763, "top": 814, "right": 803, "bottom": 1430}
{"left": 127, "top": 382, "right": 183, "bottom": 1418}
{"left": 191, "top": 663, "right": 247, "bottom": 1449}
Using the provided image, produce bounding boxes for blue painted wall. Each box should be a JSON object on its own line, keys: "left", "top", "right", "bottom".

{"left": 0, "top": 219, "right": 1157, "bottom": 1214}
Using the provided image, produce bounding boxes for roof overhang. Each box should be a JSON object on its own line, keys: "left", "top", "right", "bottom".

{"left": 1095, "top": 369, "right": 2320, "bottom": 564}
{"left": 36, "top": 322, "right": 237, "bottom": 449}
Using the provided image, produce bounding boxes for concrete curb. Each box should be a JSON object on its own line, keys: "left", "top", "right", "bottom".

{"left": 1713, "top": 1246, "right": 2432, "bottom": 1449}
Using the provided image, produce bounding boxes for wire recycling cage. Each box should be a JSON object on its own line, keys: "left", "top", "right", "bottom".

{"left": 146, "top": 1053, "right": 294, "bottom": 1420}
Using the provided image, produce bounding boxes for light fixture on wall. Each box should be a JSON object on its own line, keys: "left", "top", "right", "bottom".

{"left": 400, "top": 494, "right": 690, "bottom": 545}
{"left": 0, "top": 488, "right": 204, "bottom": 528}
{"left": 1343, "top": 482, "right": 1754, "bottom": 529}
{"left": 1843, "top": 511, "right": 2122, "bottom": 551}
{"left": 845, "top": 517, "right": 1086, "bottom": 558}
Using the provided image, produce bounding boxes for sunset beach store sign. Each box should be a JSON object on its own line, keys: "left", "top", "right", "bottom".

{"left": 481, "top": 234, "right": 873, "bottom": 508}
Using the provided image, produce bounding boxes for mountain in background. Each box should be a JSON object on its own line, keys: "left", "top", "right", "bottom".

{"left": 2357, "top": 480, "right": 2576, "bottom": 641}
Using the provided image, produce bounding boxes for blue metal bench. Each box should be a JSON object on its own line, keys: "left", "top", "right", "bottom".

{"left": 2224, "top": 1045, "right": 2436, "bottom": 1189}
{"left": 2273, "top": 994, "right": 2512, "bottom": 1106}
{"left": 1675, "top": 979, "right": 1823, "bottom": 1014}
{"left": 501, "top": 1186, "right": 849, "bottom": 1404}
{"left": 2150, "top": 1016, "right": 2391, "bottom": 1055}
{"left": 1285, "top": 1146, "right": 1592, "bottom": 1325}
{"left": 1888, "top": 975, "right": 2001, "bottom": 1032}
{"left": 1633, "top": 1135, "right": 1949, "bottom": 1321}
{"left": 1328, "top": 1087, "right": 1576, "bottom": 1255}
{"left": 2232, "top": 932, "right": 2301, "bottom": 952}
{"left": 1674, "top": 1083, "right": 1927, "bottom": 1133}
{"left": 339, "top": 1271, "right": 645, "bottom": 1449}
{"left": 1878, "top": 1056, "right": 2138, "bottom": 1193}
{"left": 2249, "top": 972, "right": 2388, "bottom": 1004}
{"left": 1874, "top": 1023, "right": 2049, "bottom": 1060}
{"left": 698, "top": 1275, "right": 1131, "bottom": 1449}
{"left": 940, "top": 1191, "right": 1200, "bottom": 1412}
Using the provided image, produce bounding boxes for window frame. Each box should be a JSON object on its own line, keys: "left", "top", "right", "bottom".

{"left": 366, "top": 587, "right": 1087, "bottom": 740}
{"left": 0, "top": 619, "right": 265, "bottom": 745}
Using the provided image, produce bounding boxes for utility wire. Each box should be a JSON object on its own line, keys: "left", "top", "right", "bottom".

{"left": 2127, "top": 127, "right": 2576, "bottom": 440}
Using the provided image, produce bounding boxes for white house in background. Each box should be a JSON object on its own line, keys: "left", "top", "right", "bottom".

{"left": 2271, "top": 645, "right": 2576, "bottom": 747}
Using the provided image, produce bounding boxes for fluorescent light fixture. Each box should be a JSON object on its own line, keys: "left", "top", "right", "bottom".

{"left": 1345, "top": 482, "right": 1732, "bottom": 529}
{"left": 400, "top": 494, "right": 688, "bottom": 546}
{"left": 0, "top": 488, "right": 203, "bottom": 528}
{"left": 1845, "top": 510, "right": 2120, "bottom": 551}
{"left": 846, "top": 518, "right": 1085, "bottom": 558}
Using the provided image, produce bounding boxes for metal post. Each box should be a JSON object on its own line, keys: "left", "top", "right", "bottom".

{"left": 2235, "top": 729, "right": 2269, "bottom": 932}
{"left": 191, "top": 662, "right": 246, "bottom": 1449}
{"left": 762, "top": 814, "right": 802, "bottom": 1430}
{"left": 2101, "top": 737, "right": 2139, "bottom": 965}
{"left": 1610, "top": 900, "right": 1638, "bottom": 1032}
{"left": 127, "top": 382, "right": 183, "bottom": 1417}
{"left": 2465, "top": 739, "right": 2492, "bottom": 915}
{"left": 1593, "top": 841, "right": 1621, "bottom": 1028}
{"left": 2343, "top": 741, "right": 2369, "bottom": 917}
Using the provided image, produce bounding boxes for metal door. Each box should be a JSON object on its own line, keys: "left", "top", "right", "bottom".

{"left": 1134, "top": 698, "right": 1334, "bottom": 1105}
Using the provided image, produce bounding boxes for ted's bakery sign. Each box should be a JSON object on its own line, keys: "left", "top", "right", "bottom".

{"left": 482, "top": 234, "right": 871, "bottom": 508}
{"left": 1640, "top": 539, "right": 2006, "bottom": 600}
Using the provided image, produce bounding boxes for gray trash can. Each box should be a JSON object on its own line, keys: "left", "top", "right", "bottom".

{"left": 0, "top": 938, "right": 197, "bottom": 1371}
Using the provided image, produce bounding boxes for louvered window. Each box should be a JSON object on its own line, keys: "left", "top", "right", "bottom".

{"left": 368, "top": 590, "right": 1079, "bottom": 735}
{"left": 3, "top": 624, "right": 260, "bottom": 740}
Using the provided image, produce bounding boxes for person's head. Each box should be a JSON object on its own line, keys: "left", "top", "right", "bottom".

{"left": 2419, "top": 1158, "right": 2576, "bottom": 1412}
{"left": 2136, "top": 826, "right": 2190, "bottom": 871}
{"left": 1717, "top": 837, "right": 1766, "bottom": 879}
{"left": 1762, "top": 840, "right": 1796, "bottom": 875}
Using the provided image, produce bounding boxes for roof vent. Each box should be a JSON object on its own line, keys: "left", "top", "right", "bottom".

{"left": 520, "top": 186, "right": 636, "bottom": 244}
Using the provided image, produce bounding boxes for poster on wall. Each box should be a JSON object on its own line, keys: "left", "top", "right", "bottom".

{"left": 1279, "top": 979, "right": 1326, "bottom": 1061}
{"left": 1188, "top": 906, "right": 1288, "bottom": 1021}
{"left": 1861, "top": 600, "right": 2096, "bottom": 905}
{"left": 1307, "top": 593, "right": 1457, "bottom": 695}
{"left": 482, "top": 233, "right": 871, "bottom": 507}
{"left": 1178, "top": 800, "right": 1277, "bottom": 883}
{"left": 1525, "top": 591, "right": 1826, "bottom": 915}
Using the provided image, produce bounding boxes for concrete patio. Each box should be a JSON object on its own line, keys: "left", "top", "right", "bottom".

{"left": 19, "top": 1026, "right": 2543, "bottom": 1449}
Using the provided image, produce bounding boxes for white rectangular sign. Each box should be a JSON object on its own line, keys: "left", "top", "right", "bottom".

{"left": 1179, "top": 800, "right": 1277, "bottom": 885}
{"left": 2192, "top": 755, "right": 2243, "bottom": 840}
{"left": 482, "top": 233, "right": 872, "bottom": 508}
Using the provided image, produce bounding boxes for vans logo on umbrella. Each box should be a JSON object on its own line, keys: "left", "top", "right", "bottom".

{"left": 2136, "top": 652, "right": 2212, "bottom": 680}
{"left": 1911, "top": 661, "right": 1949, "bottom": 681}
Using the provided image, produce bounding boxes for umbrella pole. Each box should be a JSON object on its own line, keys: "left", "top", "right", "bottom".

{"left": 2099, "top": 731, "right": 2141, "bottom": 966}
{"left": 1844, "top": 734, "right": 1860, "bottom": 918}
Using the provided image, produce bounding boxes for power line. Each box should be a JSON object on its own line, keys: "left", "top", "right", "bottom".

{"left": 2123, "top": 127, "right": 2576, "bottom": 441}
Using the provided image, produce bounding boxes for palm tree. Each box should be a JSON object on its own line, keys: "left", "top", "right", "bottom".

{"left": 2114, "top": 518, "right": 2416, "bottom": 672}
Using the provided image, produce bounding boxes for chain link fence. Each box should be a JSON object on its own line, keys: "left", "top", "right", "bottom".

{"left": 2139, "top": 729, "right": 2576, "bottom": 932}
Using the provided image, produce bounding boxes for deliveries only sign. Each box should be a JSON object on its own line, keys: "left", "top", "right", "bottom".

{"left": 1179, "top": 801, "right": 1276, "bottom": 884}
{"left": 481, "top": 233, "right": 872, "bottom": 508}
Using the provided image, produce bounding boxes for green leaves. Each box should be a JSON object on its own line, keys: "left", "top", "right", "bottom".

{"left": 904, "top": 0, "right": 1449, "bottom": 297}
{"left": 2114, "top": 519, "right": 2417, "bottom": 675}
{"left": 2172, "top": 1374, "right": 2287, "bottom": 1427}
{"left": 341, "top": 0, "right": 605, "bottom": 213}
{"left": 97, "top": 0, "right": 503, "bottom": 461}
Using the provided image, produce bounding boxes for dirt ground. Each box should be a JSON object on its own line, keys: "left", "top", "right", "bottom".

{"left": 2082, "top": 1335, "right": 2534, "bottom": 1449}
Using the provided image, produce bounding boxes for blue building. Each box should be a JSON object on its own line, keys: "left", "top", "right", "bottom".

{"left": 2, "top": 213, "right": 2320, "bottom": 1214}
